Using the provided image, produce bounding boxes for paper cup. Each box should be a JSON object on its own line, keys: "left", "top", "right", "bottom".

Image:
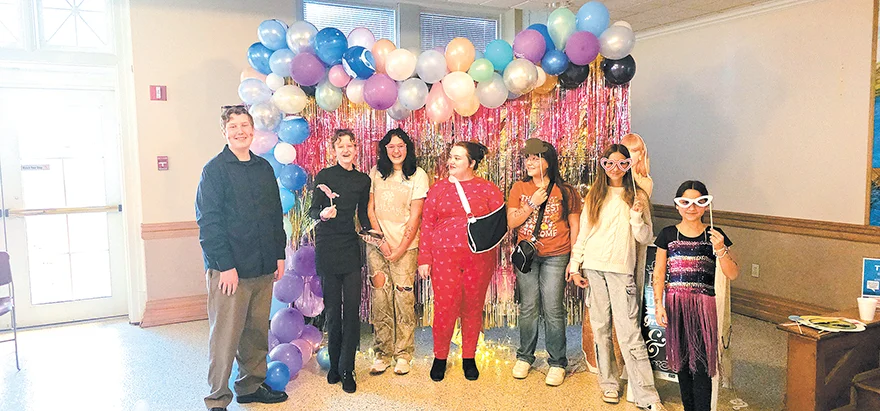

{"left": 857, "top": 297, "right": 878, "bottom": 322}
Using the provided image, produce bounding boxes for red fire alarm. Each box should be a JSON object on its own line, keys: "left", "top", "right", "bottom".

{"left": 150, "top": 85, "right": 167, "bottom": 101}
{"left": 157, "top": 156, "right": 169, "bottom": 171}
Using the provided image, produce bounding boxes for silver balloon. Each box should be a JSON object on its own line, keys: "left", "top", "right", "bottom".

{"left": 475, "top": 72, "right": 507, "bottom": 109}
{"left": 416, "top": 50, "right": 447, "bottom": 84}
{"left": 599, "top": 25, "right": 635, "bottom": 60}
{"left": 315, "top": 80, "right": 343, "bottom": 111}
{"left": 286, "top": 21, "right": 318, "bottom": 55}
{"left": 398, "top": 78, "right": 429, "bottom": 110}
{"left": 387, "top": 99, "right": 412, "bottom": 120}
{"left": 502, "top": 59, "right": 538, "bottom": 95}
{"left": 249, "top": 102, "right": 282, "bottom": 131}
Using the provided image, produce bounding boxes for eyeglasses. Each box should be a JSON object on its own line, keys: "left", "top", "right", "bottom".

{"left": 385, "top": 144, "right": 406, "bottom": 152}
{"left": 600, "top": 158, "right": 632, "bottom": 172}
{"left": 673, "top": 195, "right": 714, "bottom": 208}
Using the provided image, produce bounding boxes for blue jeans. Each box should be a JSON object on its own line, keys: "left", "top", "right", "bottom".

{"left": 515, "top": 254, "right": 570, "bottom": 367}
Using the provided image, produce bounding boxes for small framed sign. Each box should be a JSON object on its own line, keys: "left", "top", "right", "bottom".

{"left": 863, "top": 258, "right": 880, "bottom": 298}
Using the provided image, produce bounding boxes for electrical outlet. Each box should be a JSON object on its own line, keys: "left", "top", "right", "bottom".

{"left": 751, "top": 264, "right": 760, "bottom": 278}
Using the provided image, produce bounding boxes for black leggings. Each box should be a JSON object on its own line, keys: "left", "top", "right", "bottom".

{"left": 677, "top": 361, "right": 712, "bottom": 411}
{"left": 321, "top": 269, "right": 362, "bottom": 373}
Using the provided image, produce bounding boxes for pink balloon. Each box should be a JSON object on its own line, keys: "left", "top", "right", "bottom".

{"left": 290, "top": 338, "right": 313, "bottom": 365}
{"left": 347, "top": 27, "right": 376, "bottom": 49}
{"left": 250, "top": 130, "right": 278, "bottom": 154}
{"left": 290, "top": 53, "right": 325, "bottom": 87}
{"left": 513, "top": 29, "right": 546, "bottom": 64}
{"left": 565, "top": 31, "right": 600, "bottom": 66}
{"left": 328, "top": 65, "right": 350, "bottom": 88}
{"left": 300, "top": 324, "right": 323, "bottom": 348}
{"left": 426, "top": 82, "right": 454, "bottom": 123}
{"left": 363, "top": 73, "right": 397, "bottom": 110}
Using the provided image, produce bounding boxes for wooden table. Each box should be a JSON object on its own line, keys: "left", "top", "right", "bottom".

{"left": 776, "top": 308, "right": 880, "bottom": 410}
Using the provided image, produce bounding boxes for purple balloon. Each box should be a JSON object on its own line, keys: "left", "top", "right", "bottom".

{"left": 269, "top": 343, "right": 303, "bottom": 378}
{"left": 513, "top": 29, "right": 547, "bottom": 64}
{"left": 363, "top": 74, "right": 397, "bottom": 110}
{"left": 268, "top": 331, "right": 281, "bottom": 351}
{"left": 290, "top": 53, "right": 325, "bottom": 86}
{"left": 305, "top": 275, "right": 323, "bottom": 298}
{"left": 564, "top": 31, "right": 600, "bottom": 66}
{"left": 270, "top": 307, "right": 305, "bottom": 343}
{"left": 293, "top": 246, "right": 316, "bottom": 277}
{"left": 300, "top": 324, "right": 323, "bottom": 348}
{"left": 273, "top": 274, "right": 305, "bottom": 304}
{"left": 296, "top": 288, "right": 325, "bottom": 317}
{"left": 290, "top": 338, "right": 313, "bottom": 365}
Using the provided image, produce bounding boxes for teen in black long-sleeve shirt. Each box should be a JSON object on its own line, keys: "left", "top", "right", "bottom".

{"left": 308, "top": 129, "right": 371, "bottom": 394}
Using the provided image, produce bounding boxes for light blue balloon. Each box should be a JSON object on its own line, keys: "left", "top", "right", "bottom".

{"left": 278, "top": 117, "right": 310, "bottom": 145}
{"left": 484, "top": 39, "right": 513, "bottom": 72}
{"left": 314, "top": 27, "right": 348, "bottom": 66}
{"left": 238, "top": 78, "right": 272, "bottom": 105}
{"left": 258, "top": 19, "right": 288, "bottom": 51}
{"left": 316, "top": 346, "right": 331, "bottom": 370}
{"left": 247, "top": 42, "right": 273, "bottom": 75}
{"left": 269, "top": 49, "right": 296, "bottom": 77}
{"left": 279, "top": 187, "right": 296, "bottom": 214}
{"left": 270, "top": 297, "right": 288, "bottom": 320}
{"left": 576, "top": 1, "right": 610, "bottom": 37}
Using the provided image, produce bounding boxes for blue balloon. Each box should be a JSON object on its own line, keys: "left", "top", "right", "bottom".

{"left": 541, "top": 49, "right": 570, "bottom": 76}
{"left": 484, "top": 39, "right": 513, "bottom": 72}
{"left": 527, "top": 23, "right": 555, "bottom": 52}
{"left": 279, "top": 187, "right": 296, "bottom": 214}
{"left": 342, "top": 46, "right": 376, "bottom": 80}
{"left": 258, "top": 19, "right": 288, "bottom": 51}
{"left": 228, "top": 360, "right": 239, "bottom": 388}
{"left": 277, "top": 117, "right": 310, "bottom": 145}
{"left": 247, "top": 42, "right": 273, "bottom": 75}
{"left": 258, "top": 148, "right": 283, "bottom": 177}
{"left": 269, "top": 48, "right": 295, "bottom": 77}
{"left": 279, "top": 164, "right": 308, "bottom": 192}
{"left": 316, "top": 346, "right": 331, "bottom": 370}
{"left": 576, "top": 1, "right": 610, "bottom": 37}
{"left": 314, "top": 27, "right": 347, "bottom": 66}
{"left": 266, "top": 361, "right": 291, "bottom": 391}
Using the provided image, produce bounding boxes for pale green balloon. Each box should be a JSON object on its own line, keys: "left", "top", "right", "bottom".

{"left": 315, "top": 80, "right": 343, "bottom": 111}
{"left": 467, "top": 58, "right": 495, "bottom": 83}
{"left": 283, "top": 217, "right": 293, "bottom": 240}
{"left": 547, "top": 7, "right": 576, "bottom": 50}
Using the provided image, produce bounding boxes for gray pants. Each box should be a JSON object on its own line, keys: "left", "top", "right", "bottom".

{"left": 585, "top": 269, "right": 661, "bottom": 407}
{"left": 204, "top": 270, "right": 273, "bottom": 410}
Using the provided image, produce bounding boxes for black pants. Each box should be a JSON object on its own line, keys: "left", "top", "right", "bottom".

{"left": 677, "top": 362, "right": 712, "bottom": 411}
{"left": 321, "top": 269, "right": 362, "bottom": 373}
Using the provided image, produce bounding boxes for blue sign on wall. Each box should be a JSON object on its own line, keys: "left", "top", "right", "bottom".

{"left": 864, "top": 258, "right": 880, "bottom": 298}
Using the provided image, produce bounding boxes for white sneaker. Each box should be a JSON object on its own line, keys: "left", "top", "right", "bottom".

{"left": 602, "top": 389, "right": 620, "bottom": 404}
{"left": 643, "top": 402, "right": 667, "bottom": 411}
{"left": 545, "top": 366, "right": 565, "bottom": 386}
{"left": 369, "top": 358, "right": 390, "bottom": 374}
{"left": 393, "top": 358, "right": 411, "bottom": 375}
{"left": 511, "top": 360, "right": 531, "bottom": 379}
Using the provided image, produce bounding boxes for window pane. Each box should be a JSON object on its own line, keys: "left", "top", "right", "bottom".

{"left": 68, "top": 213, "right": 109, "bottom": 253}
{"left": 40, "top": 0, "right": 110, "bottom": 50}
{"left": 21, "top": 159, "right": 66, "bottom": 209}
{"left": 420, "top": 13, "right": 497, "bottom": 52}
{"left": 64, "top": 158, "right": 107, "bottom": 207}
{"left": 29, "top": 251, "right": 73, "bottom": 304}
{"left": 71, "top": 250, "right": 111, "bottom": 300}
{"left": 304, "top": 1, "right": 396, "bottom": 42}
{"left": 0, "top": 1, "right": 23, "bottom": 48}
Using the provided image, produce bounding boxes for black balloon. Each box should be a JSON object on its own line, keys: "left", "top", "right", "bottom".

{"left": 558, "top": 63, "right": 590, "bottom": 89}
{"left": 301, "top": 85, "right": 316, "bottom": 97}
{"left": 601, "top": 55, "right": 636, "bottom": 86}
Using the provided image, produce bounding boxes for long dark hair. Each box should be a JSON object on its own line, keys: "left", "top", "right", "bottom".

{"left": 522, "top": 142, "right": 579, "bottom": 217}
{"left": 675, "top": 180, "right": 709, "bottom": 198}
{"left": 376, "top": 128, "right": 417, "bottom": 179}
{"left": 584, "top": 144, "right": 649, "bottom": 226}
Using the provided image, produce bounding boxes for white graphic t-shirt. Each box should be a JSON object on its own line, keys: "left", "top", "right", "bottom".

{"left": 369, "top": 166, "right": 429, "bottom": 250}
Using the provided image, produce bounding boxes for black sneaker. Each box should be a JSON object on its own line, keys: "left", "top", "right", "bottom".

{"left": 341, "top": 370, "right": 357, "bottom": 393}
{"left": 430, "top": 358, "right": 447, "bottom": 382}
{"left": 236, "top": 383, "right": 288, "bottom": 404}
{"left": 209, "top": 408, "right": 226, "bottom": 411}
{"left": 327, "top": 369, "right": 340, "bottom": 384}
{"left": 463, "top": 358, "right": 479, "bottom": 381}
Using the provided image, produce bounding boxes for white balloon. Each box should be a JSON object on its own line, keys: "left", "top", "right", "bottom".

{"left": 611, "top": 20, "right": 632, "bottom": 30}
{"left": 271, "top": 85, "right": 307, "bottom": 114}
{"left": 441, "top": 71, "right": 475, "bottom": 103}
{"left": 238, "top": 78, "right": 272, "bottom": 105}
{"left": 387, "top": 99, "right": 412, "bottom": 120}
{"left": 502, "top": 59, "right": 538, "bottom": 95}
{"left": 476, "top": 72, "right": 507, "bottom": 109}
{"left": 534, "top": 66, "right": 547, "bottom": 92}
{"left": 385, "top": 49, "right": 417, "bottom": 81}
{"left": 266, "top": 73, "right": 285, "bottom": 91}
{"left": 286, "top": 21, "right": 318, "bottom": 55}
{"left": 346, "top": 79, "right": 366, "bottom": 104}
{"left": 249, "top": 102, "right": 283, "bottom": 131}
{"left": 599, "top": 25, "right": 636, "bottom": 60}
{"left": 398, "top": 78, "right": 429, "bottom": 110}
{"left": 274, "top": 142, "right": 297, "bottom": 164}
{"left": 315, "top": 81, "right": 343, "bottom": 111}
{"left": 416, "top": 50, "right": 447, "bottom": 84}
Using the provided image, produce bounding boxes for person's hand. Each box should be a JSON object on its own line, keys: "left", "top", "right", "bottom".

{"left": 569, "top": 273, "right": 589, "bottom": 288}
{"left": 708, "top": 228, "right": 726, "bottom": 252}
{"left": 418, "top": 264, "right": 431, "bottom": 279}
{"left": 219, "top": 268, "right": 239, "bottom": 296}
{"left": 386, "top": 247, "right": 406, "bottom": 263}
{"left": 655, "top": 304, "right": 668, "bottom": 328}
{"left": 530, "top": 188, "right": 548, "bottom": 207}
{"left": 320, "top": 205, "right": 337, "bottom": 220}
{"left": 379, "top": 241, "right": 393, "bottom": 258}
{"left": 274, "top": 260, "right": 284, "bottom": 282}
{"left": 631, "top": 199, "right": 644, "bottom": 214}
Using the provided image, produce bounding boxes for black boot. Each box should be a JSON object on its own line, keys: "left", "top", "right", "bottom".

{"left": 463, "top": 358, "right": 479, "bottom": 381}
{"left": 327, "top": 368, "right": 340, "bottom": 384}
{"left": 341, "top": 370, "right": 357, "bottom": 393}
{"left": 430, "top": 358, "right": 447, "bottom": 382}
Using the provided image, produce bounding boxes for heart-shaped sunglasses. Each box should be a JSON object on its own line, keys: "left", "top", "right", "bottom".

{"left": 600, "top": 158, "right": 632, "bottom": 172}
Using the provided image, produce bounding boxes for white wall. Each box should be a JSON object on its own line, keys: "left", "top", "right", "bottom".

{"left": 631, "top": 0, "right": 874, "bottom": 224}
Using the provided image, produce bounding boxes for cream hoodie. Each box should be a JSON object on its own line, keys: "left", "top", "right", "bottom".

{"left": 569, "top": 187, "right": 652, "bottom": 274}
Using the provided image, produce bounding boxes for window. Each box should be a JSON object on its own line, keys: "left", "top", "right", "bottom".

{"left": 0, "top": 0, "right": 24, "bottom": 48}
{"left": 38, "top": 0, "right": 111, "bottom": 51}
{"left": 303, "top": 1, "right": 396, "bottom": 42}
{"left": 420, "top": 13, "right": 497, "bottom": 52}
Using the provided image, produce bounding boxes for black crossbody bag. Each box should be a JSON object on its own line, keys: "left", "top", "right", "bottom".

{"left": 451, "top": 177, "right": 508, "bottom": 253}
{"left": 510, "top": 181, "right": 554, "bottom": 273}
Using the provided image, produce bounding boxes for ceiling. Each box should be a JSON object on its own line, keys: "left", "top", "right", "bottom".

{"left": 444, "top": 0, "right": 777, "bottom": 32}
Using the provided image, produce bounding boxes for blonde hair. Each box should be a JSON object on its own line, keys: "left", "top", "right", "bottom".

{"left": 620, "top": 133, "right": 650, "bottom": 177}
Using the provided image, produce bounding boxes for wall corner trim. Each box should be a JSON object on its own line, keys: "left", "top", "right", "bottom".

{"left": 140, "top": 294, "right": 207, "bottom": 328}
